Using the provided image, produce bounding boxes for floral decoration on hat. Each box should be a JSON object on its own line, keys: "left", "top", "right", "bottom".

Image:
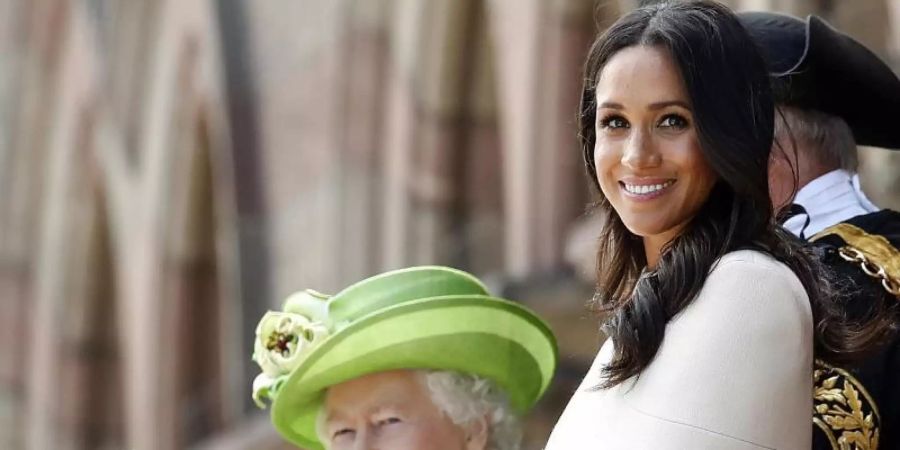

{"left": 251, "top": 289, "right": 331, "bottom": 408}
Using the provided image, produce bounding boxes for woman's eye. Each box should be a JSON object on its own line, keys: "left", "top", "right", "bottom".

{"left": 376, "top": 417, "right": 402, "bottom": 427}
{"left": 658, "top": 114, "right": 688, "bottom": 129}
{"left": 333, "top": 428, "right": 355, "bottom": 439}
{"left": 599, "top": 115, "right": 629, "bottom": 130}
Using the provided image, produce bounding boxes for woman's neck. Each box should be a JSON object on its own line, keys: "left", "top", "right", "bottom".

{"left": 642, "top": 225, "right": 687, "bottom": 269}
{"left": 643, "top": 237, "right": 662, "bottom": 269}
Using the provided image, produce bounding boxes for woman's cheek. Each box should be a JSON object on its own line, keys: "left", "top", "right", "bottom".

{"left": 594, "top": 147, "right": 620, "bottom": 193}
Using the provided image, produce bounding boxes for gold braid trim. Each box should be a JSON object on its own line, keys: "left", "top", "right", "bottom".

{"left": 810, "top": 223, "right": 900, "bottom": 297}
{"left": 813, "top": 359, "right": 881, "bottom": 450}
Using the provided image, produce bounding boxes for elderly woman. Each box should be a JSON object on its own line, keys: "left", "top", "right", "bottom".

{"left": 250, "top": 266, "right": 557, "bottom": 450}
{"left": 320, "top": 369, "right": 518, "bottom": 450}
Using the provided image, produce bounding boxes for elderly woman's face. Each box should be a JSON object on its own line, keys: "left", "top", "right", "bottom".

{"left": 322, "top": 370, "right": 481, "bottom": 450}
{"left": 594, "top": 45, "right": 717, "bottom": 260}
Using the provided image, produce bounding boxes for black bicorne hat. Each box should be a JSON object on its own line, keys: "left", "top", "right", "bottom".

{"left": 739, "top": 11, "right": 900, "bottom": 150}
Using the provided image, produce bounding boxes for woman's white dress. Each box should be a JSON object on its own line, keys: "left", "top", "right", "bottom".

{"left": 546, "top": 250, "right": 814, "bottom": 450}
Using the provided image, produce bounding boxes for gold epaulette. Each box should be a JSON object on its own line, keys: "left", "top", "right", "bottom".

{"left": 813, "top": 359, "right": 880, "bottom": 449}
{"left": 810, "top": 223, "right": 900, "bottom": 297}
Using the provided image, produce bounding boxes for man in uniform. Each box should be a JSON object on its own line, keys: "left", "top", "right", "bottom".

{"left": 740, "top": 12, "right": 900, "bottom": 450}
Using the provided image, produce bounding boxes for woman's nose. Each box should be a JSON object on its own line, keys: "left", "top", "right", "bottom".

{"left": 621, "top": 129, "right": 661, "bottom": 169}
{"left": 350, "top": 429, "right": 372, "bottom": 450}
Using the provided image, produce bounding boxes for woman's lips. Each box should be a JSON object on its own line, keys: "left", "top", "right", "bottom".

{"left": 619, "top": 179, "right": 676, "bottom": 201}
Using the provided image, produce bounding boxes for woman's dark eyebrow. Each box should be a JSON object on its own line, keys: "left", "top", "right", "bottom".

{"left": 598, "top": 101, "right": 624, "bottom": 110}
{"left": 597, "top": 100, "right": 692, "bottom": 111}
{"left": 648, "top": 100, "right": 691, "bottom": 111}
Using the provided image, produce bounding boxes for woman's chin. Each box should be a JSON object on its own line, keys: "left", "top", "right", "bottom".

{"left": 621, "top": 222, "right": 665, "bottom": 238}
{"left": 621, "top": 220, "right": 686, "bottom": 246}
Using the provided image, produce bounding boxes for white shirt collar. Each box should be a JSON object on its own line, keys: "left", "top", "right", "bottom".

{"left": 783, "top": 169, "right": 879, "bottom": 238}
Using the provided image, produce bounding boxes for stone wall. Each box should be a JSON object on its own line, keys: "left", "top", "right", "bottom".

{"left": 1, "top": 1, "right": 898, "bottom": 449}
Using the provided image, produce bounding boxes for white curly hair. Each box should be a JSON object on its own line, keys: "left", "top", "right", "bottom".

{"left": 317, "top": 369, "right": 522, "bottom": 450}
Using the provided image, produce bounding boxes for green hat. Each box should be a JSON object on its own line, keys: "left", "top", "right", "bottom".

{"left": 250, "top": 266, "right": 558, "bottom": 450}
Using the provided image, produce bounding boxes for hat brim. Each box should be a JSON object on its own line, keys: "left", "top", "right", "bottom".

{"left": 801, "top": 16, "right": 900, "bottom": 150}
{"left": 739, "top": 12, "right": 900, "bottom": 149}
{"left": 270, "top": 295, "right": 558, "bottom": 450}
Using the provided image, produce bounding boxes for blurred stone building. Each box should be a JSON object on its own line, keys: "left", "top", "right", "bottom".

{"left": 0, "top": 0, "right": 898, "bottom": 449}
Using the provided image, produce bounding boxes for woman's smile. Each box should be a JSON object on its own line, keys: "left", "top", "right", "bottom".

{"left": 619, "top": 178, "right": 676, "bottom": 201}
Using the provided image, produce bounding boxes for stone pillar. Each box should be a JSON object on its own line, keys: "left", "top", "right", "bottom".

{"left": 488, "top": 0, "right": 599, "bottom": 277}
{"left": 159, "top": 110, "right": 233, "bottom": 445}
{"left": 536, "top": 0, "right": 602, "bottom": 272}
{"left": 487, "top": 0, "right": 544, "bottom": 277}
{"left": 215, "top": 0, "right": 272, "bottom": 411}
{"left": 24, "top": 3, "right": 103, "bottom": 448}
{"left": 55, "top": 162, "right": 121, "bottom": 450}
{"left": 457, "top": 4, "right": 504, "bottom": 275}
{"left": 247, "top": 0, "right": 348, "bottom": 295}
{"left": 407, "top": 0, "right": 479, "bottom": 267}
{"left": 0, "top": 1, "right": 53, "bottom": 448}
{"left": 381, "top": 0, "right": 480, "bottom": 270}
{"left": 338, "top": 0, "right": 389, "bottom": 282}
{"left": 380, "top": 0, "right": 426, "bottom": 270}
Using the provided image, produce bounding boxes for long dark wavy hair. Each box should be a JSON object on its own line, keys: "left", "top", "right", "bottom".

{"left": 581, "top": 1, "right": 886, "bottom": 388}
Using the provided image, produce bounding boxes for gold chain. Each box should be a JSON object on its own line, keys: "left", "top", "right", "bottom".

{"left": 837, "top": 246, "right": 900, "bottom": 297}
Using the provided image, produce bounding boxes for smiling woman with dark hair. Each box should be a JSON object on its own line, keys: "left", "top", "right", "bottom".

{"left": 545, "top": 1, "right": 870, "bottom": 449}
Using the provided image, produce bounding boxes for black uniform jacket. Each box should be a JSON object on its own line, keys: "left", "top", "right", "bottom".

{"left": 809, "top": 210, "right": 900, "bottom": 450}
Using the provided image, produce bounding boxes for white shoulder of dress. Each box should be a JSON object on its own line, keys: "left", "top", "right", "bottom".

{"left": 700, "top": 249, "right": 811, "bottom": 319}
